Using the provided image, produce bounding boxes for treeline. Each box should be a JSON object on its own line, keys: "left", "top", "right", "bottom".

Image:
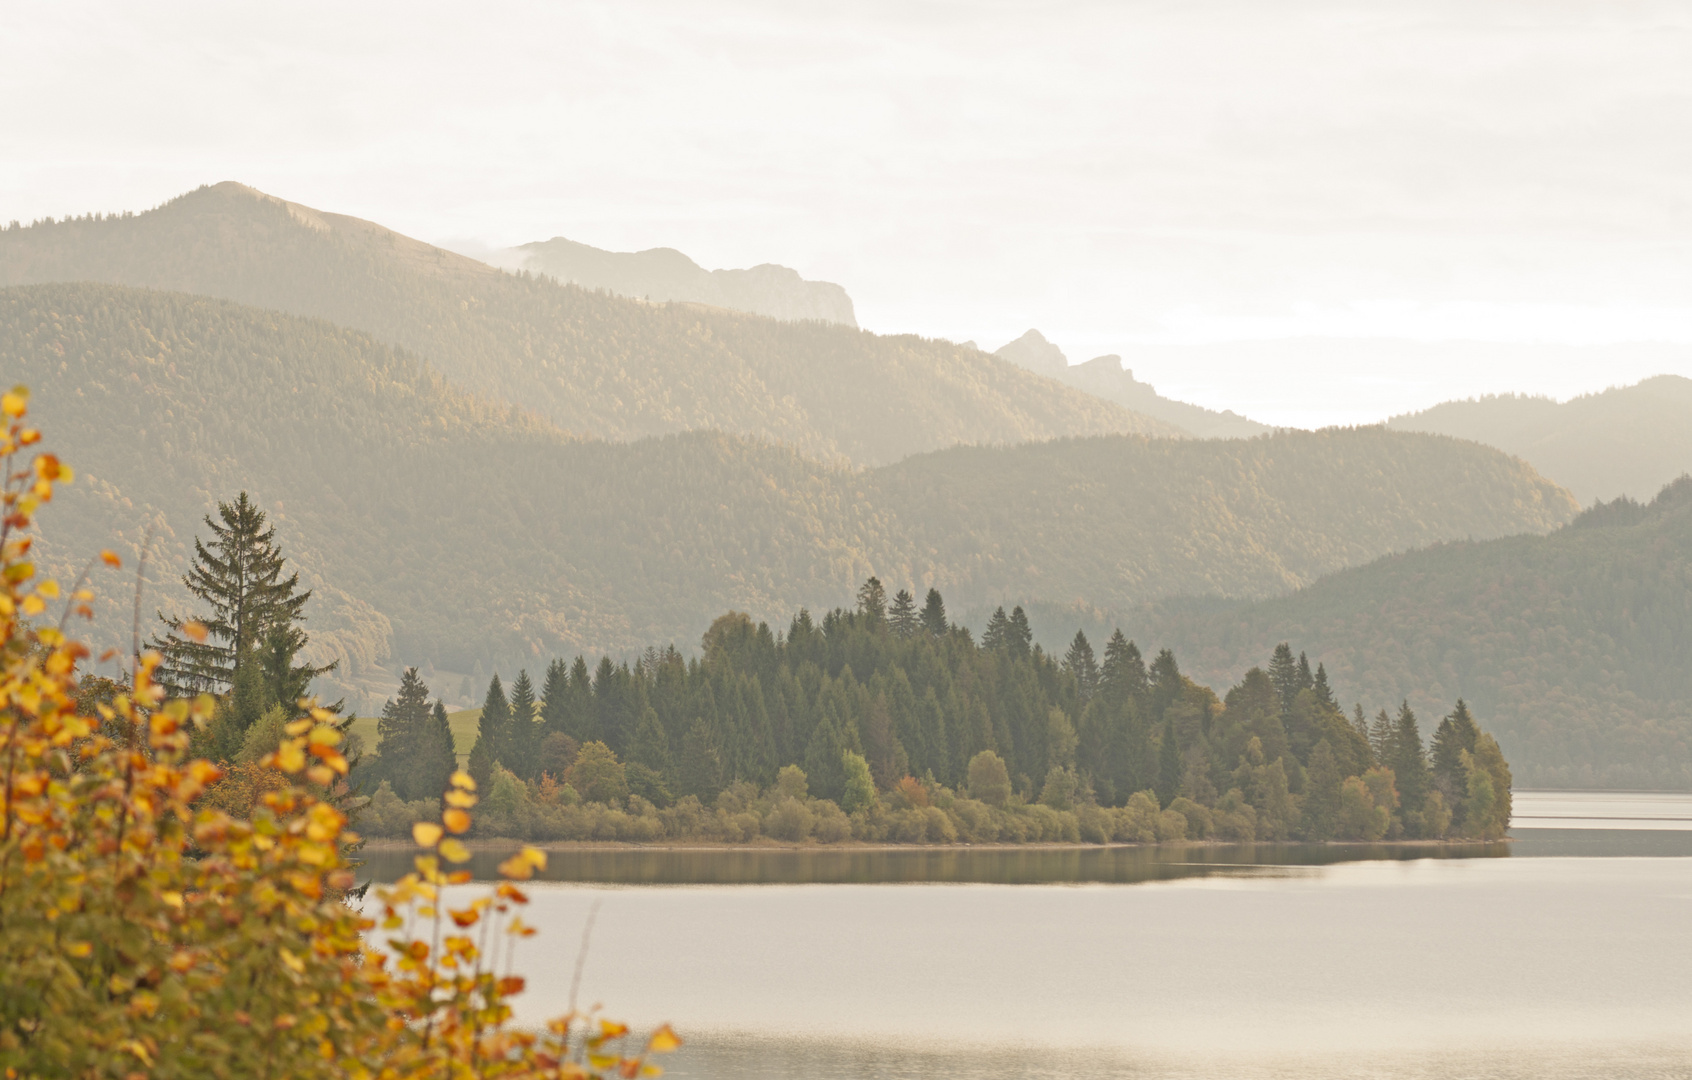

{"left": 361, "top": 580, "right": 1513, "bottom": 845}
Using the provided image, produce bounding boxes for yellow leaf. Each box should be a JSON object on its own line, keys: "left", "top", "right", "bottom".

{"left": 438, "top": 838, "right": 471, "bottom": 864}
{"left": 521, "top": 846, "right": 547, "bottom": 870}
{"left": 307, "top": 725, "right": 342, "bottom": 746}
{"left": 278, "top": 947, "right": 306, "bottom": 974}
{"left": 450, "top": 770, "right": 477, "bottom": 791}
{"left": 646, "top": 1025, "right": 683, "bottom": 1053}
{"left": 1, "top": 388, "right": 27, "bottom": 417}
{"left": 444, "top": 789, "right": 478, "bottom": 808}
{"left": 442, "top": 808, "right": 471, "bottom": 833}
{"left": 64, "top": 941, "right": 92, "bottom": 958}
{"left": 412, "top": 822, "right": 443, "bottom": 848}
{"left": 284, "top": 718, "right": 313, "bottom": 736}
{"left": 20, "top": 595, "right": 44, "bottom": 616}
{"left": 275, "top": 741, "right": 307, "bottom": 773}
{"left": 35, "top": 579, "right": 58, "bottom": 598}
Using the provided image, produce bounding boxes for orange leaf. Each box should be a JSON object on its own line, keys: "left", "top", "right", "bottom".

{"left": 100, "top": 549, "right": 122, "bottom": 568}
{"left": 442, "top": 808, "right": 471, "bottom": 833}
{"left": 182, "top": 620, "right": 207, "bottom": 643}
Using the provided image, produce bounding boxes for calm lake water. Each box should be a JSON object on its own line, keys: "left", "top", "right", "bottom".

{"left": 364, "top": 791, "right": 1692, "bottom": 1078}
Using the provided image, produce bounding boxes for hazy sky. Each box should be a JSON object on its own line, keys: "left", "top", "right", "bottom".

{"left": 6, "top": 0, "right": 1691, "bottom": 426}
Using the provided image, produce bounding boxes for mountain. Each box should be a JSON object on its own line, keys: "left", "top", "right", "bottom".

{"left": 510, "top": 236, "right": 858, "bottom": 326}
{"left": 1388, "top": 376, "right": 1692, "bottom": 505}
{"left": 993, "top": 330, "right": 1270, "bottom": 439}
{"left": 1117, "top": 480, "right": 1692, "bottom": 789}
{"left": 3, "top": 283, "right": 1577, "bottom": 703}
{"left": 0, "top": 183, "right": 1176, "bottom": 464}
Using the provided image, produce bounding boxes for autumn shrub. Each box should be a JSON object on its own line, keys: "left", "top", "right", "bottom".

{"left": 0, "top": 391, "right": 677, "bottom": 1079}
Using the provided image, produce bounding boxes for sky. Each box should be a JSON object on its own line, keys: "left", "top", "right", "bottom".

{"left": 5, "top": 0, "right": 1692, "bottom": 427}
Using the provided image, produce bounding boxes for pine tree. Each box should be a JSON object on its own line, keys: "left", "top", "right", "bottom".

{"left": 1268, "top": 643, "right": 1300, "bottom": 715}
{"left": 1297, "top": 652, "right": 1314, "bottom": 694}
{"left": 888, "top": 589, "right": 918, "bottom": 637}
{"left": 506, "top": 670, "right": 539, "bottom": 779}
{"left": 1368, "top": 707, "right": 1395, "bottom": 762}
{"left": 1155, "top": 719, "right": 1181, "bottom": 807}
{"left": 1063, "top": 631, "right": 1100, "bottom": 701}
{"left": 628, "top": 706, "right": 674, "bottom": 780}
{"left": 151, "top": 492, "right": 329, "bottom": 694}
{"left": 414, "top": 699, "right": 458, "bottom": 802}
{"left": 1390, "top": 700, "right": 1431, "bottom": 820}
{"left": 1430, "top": 699, "right": 1480, "bottom": 797}
{"left": 539, "top": 657, "right": 569, "bottom": 734}
{"left": 982, "top": 607, "right": 1010, "bottom": 650}
{"left": 376, "top": 666, "right": 432, "bottom": 799}
{"left": 471, "top": 674, "right": 510, "bottom": 773}
{"left": 1008, "top": 607, "right": 1033, "bottom": 660}
{"left": 856, "top": 576, "right": 887, "bottom": 627}
{"left": 678, "top": 715, "right": 723, "bottom": 799}
{"left": 1099, "top": 631, "right": 1146, "bottom": 703}
{"left": 1313, "top": 663, "right": 1337, "bottom": 710}
{"left": 919, "top": 588, "right": 948, "bottom": 635}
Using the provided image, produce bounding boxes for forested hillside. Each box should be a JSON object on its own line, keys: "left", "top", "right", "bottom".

{"left": 5, "top": 283, "right": 1580, "bottom": 706}
{"left": 0, "top": 182, "right": 1174, "bottom": 463}
{"left": 1126, "top": 480, "right": 1692, "bottom": 789}
{"left": 515, "top": 236, "right": 858, "bottom": 326}
{"left": 1389, "top": 375, "right": 1692, "bottom": 504}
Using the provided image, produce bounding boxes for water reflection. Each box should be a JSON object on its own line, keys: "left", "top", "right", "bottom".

{"left": 359, "top": 839, "right": 1508, "bottom": 886}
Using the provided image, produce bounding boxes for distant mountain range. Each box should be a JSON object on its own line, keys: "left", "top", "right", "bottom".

{"left": 1389, "top": 375, "right": 1692, "bottom": 505}
{"left": 0, "top": 182, "right": 1174, "bottom": 464}
{"left": 508, "top": 236, "right": 858, "bottom": 326}
{"left": 992, "top": 330, "right": 1270, "bottom": 439}
{"left": 3, "top": 281, "right": 1575, "bottom": 699}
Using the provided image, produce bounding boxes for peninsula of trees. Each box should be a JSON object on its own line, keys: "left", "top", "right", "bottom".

{"left": 360, "top": 579, "right": 1513, "bottom": 846}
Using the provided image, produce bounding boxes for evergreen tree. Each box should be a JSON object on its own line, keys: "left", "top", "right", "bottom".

{"left": 1063, "top": 630, "right": 1100, "bottom": 701}
{"left": 151, "top": 491, "right": 329, "bottom": 695}
{"left": 1312, "top": 663, "right": 1337, "bottom": 710}
{"left": 1368, "top": 708, "right": 1395, "bottom": 762}
{"left": 1008, "top": 606, "right": 1033, "bottom": 660}
{"left": 1149, "top": 649, "right": 1182, "bottom": 714}
{"left": 1099, "top": 631, "right": 1146, "bottom": 702}
{"left": 888, "top": 589, "right": 918, "bottom": 637}
{"left": 539, "top": 657, "right": 570, "bottom": 734}
{"left": 1431, "top": 699, "right": 1480, "bottom": 797}
{"left": 919, "top": 588, "right": 948, "bottom": 636}
{"left": 628, "top": 706, "right": 675, "bottom": 780}
{"left": 471, "top": 674, "right": 510, "bottom": 774}
{"left": 376, "top": 666, "right": 432, "bottom": 800}
{"left": 1390, "top": 701, "right": 1432, "bottom": 822}
{"left": 982, "top": 607, "right": 1009, "bottom": 650}
{"left": 1297, "top": 652, "right": 1314, "bottom": 694}
{"left": 678, "top": 715, "right": 723, "bottom": 799}
{"left": 466, "top": 738, "right": 494, "bottom": 793}
{"left": 856, "top": 576, "right": 887, "bottom": 627}
{"left": 506, "top": 670, "right": 539, "bottom": 779}
{"left": 1155, "top": 719, "right": 1181, "bottom": 807}
{"left": 1302, "top": 740, "right": 1343, "bottom": 840}
{"left": 414, "top": 699, "right": 458, "bottom": 802}
{"left": 1268, "top": 643, "right": 1300, "bottom": 715}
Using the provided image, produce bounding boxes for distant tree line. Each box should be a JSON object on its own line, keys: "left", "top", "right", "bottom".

{"left": 363, "top": 578, "right": 1512, "bottom": 844}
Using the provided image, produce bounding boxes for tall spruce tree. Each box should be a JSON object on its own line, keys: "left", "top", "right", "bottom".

{"left": 376, "top": 667, "right": 432, "bottom": 800}
{"left": 1312, "top": 663, "right": 1337, "bottom": 710}
{"left": 982, "top": 607, "right": 1010, "bottom": 650}
{"left": 540, "top": 657, "right": 570, "bottom": 735}
{"left": 919, "top": 588, "right": 948, "bottom": 636}
{"left": 1099, "top": 631, "right": 1147, "bottom": 703}
{"left": 506, "top": 669, "right": 539, "bottom": 779}
{"left": 1390, "top": 701, "right": 1432, "bottom": 821}
{"left": 1063, "top": 631, "right": 1100, "bottom": 701}
{"left": 856, "top": 577, "right": 887, "bottom": 627}
{"left": 1268, "top": 643, "right": 1301, "bottom": 715}
{"left": 1007, "top": 607, "right": 1033, "bottom": 659}
{"left": 414, "top": 699, "right": 458, "bottom": 802}
{"left": 471, "top": 674, "right": 510, "bottom": 774}
{"left": 1156, "top": 719, "right": 1181, "bottom": 807}
{"left": 888, "top": 589, "right": 918, "bottom": 637}
{"left": 1430, "top": 699, "right": 1480, "bottom": 798}
{"left": 152, "top": 492, "right": 330, "bottom": 695}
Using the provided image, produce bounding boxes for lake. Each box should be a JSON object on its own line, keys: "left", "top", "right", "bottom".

{"left": 365, "top": 791, "right": 1692, "bottom": 1078}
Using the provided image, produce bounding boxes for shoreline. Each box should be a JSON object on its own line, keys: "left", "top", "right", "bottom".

{"left": 356, "top": 836, "right": 1513, "bottom": 854}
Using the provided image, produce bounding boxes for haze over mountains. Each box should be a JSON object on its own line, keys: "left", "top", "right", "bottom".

{"left": 0, "top": 182, "right": 1173, "bottom": 464}
{"left": 993, "top": 330, "right": 1270, "bottom": 439}
{"left": 3, "top": 280, "right": 1573, "bottom": 683}
{"left": 1389, "top": 376, "right": 1692, "bottom": 505}
{"left": 508, "top": 236, "right": 859, "bottom": 327}
{"left": 3, "top": 180, "right": 1689, "bottom": 786}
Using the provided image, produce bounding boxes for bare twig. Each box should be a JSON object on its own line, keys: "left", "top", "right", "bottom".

{"left": 130, "top": 524, "right": 154, "bottom": 685}
{"left": 567, "top": 899, "right": 602, "bottom": 1017}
